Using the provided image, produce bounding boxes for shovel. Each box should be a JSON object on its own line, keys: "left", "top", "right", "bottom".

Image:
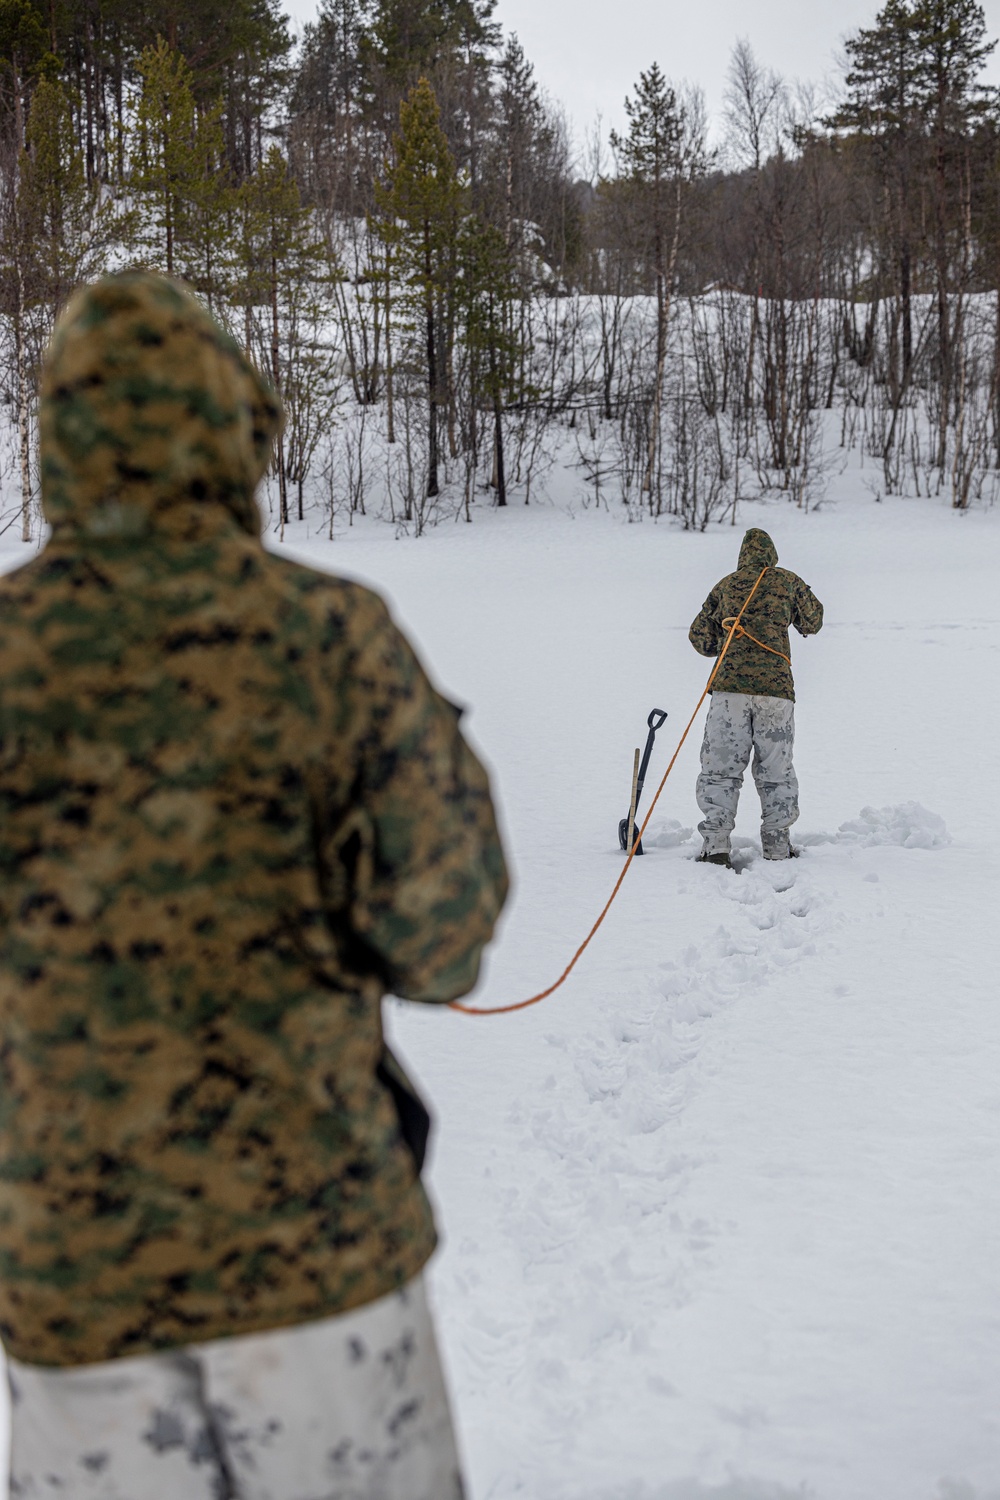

{"left": 619, "top": 708, "right": 668, "bottom": 856}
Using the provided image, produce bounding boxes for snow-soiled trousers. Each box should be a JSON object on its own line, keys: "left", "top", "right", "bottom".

{"left": 7, "top": 1275, "right": 465, "bottom": 1500}
{"left": 696, "top": 692, "right": 798, "bottom": 858}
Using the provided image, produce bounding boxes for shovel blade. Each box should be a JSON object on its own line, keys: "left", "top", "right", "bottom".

{"left": 618, "top": 817, "right": 645, "bottom": 856}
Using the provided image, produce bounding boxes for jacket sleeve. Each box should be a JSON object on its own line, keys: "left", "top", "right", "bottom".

{"left": 689, "top": 586, "right": 724, "bottom": 657}
{"left": 791, "top": 578, "right": 824, "bottom": 637}
{"left": 333, "top": 590, "right": 509, "bottom": 1005}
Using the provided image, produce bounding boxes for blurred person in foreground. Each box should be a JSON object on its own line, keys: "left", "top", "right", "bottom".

{"left": 689, "top": 528, "right": 823, "bottom": 868}
{"left": 0, "top": 271, "right": 508, "bottom": 1500}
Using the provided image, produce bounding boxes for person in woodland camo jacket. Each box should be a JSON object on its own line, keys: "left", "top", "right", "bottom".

{"left": 0, "top": 272, "right": 508, "bottom": 1500}
{"left": 689, "top": 528, "right": 823, "bottom": 867}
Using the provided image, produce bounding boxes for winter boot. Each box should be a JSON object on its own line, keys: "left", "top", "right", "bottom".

{"left": 697, "top": 851, "right": 734, "bottom": 870}
{"left": 762, "top": 831, "right": 799, "bottom": 861}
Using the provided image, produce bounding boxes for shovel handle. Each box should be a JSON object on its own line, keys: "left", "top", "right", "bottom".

{"left": 627, "top": 747, "right": 641, "bottom": 852}
{"left": 636, "top": 708, "right": 669, "bottom": 792}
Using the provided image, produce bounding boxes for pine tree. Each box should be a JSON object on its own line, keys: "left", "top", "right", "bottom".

{"left": 368, "top": 0, "right": 496, "bottom": 86}
{"left": 839, "top": 0, "right": 920, "bottom": 134}
{"left": 19, "top": 76, "right": 123, "bottom": 309}
{"left": 458, "top": 216, "right": 523, "bottom": 506}
{"left": 38, "top": 0, "right": 290, "bottom": 190}
{"left": 216, "top": 0, "right": 292, "bottom": 180}
{"left": 236, "top": 145, "right": 339, "bottom": 529}
{"left": 0, "top": 0, "right": 51, "bottom": 148}
{"left": 281, "top": 257, "right": 344, "bottom": 525}
{"left": 296, "top": 0, "right": 373, "bottom": 132}
{"left": 494, "top": 35, "right": 545, "bottom": 243}
{"left": 377, "top": 75, "right": 463, "bottom": 498}
{"left": 911, "top": 0, "right": 996, "bottom": 468}
{"left": 911, "top": 0, "right": 996, "bottom": 134}
{"left": 611, "top": 64, "right": 707, "bottom": 505}
{"left": 177, "top": 98, "right": 233, "bottom": 312}
{"left": 292, "top": 0, "right": 374, "bottom": 214}
{"left": 8, "top": 76, "right": 106, "bottom": 545}
{"left": 129, "top": 38, "right": 199, "bottom": 273}
{"left": 0, "top": 120, "right": 39, "bottom": 541}
{"left": 128, "top": 37, "right": 236, "bottom": 307}
{"left": 833, "top": 0, "right": 922, "bottom": 389}
{"left": 834, "top": 0, "right": 997, "bottom": 461}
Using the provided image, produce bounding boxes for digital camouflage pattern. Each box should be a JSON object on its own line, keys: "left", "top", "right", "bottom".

{"left": 0, "top": 272, "right": 508, "bottom": 1367}
{"left": 688, "top": 529, "right": 824, "bottom": 701}
{"left": 9, "top": 1276, "right": 464, "bottom": 1499}
{"left": 696, "top": 693, "right": 799, "bottom": 857}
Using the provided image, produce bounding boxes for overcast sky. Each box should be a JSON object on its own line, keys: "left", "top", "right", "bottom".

{"left": 282, "top": 0, "right": 1000, "bottom": 157}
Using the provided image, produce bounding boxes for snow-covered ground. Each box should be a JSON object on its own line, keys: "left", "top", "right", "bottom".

{"left": 1, "top": 459, "right": 998, "bottom": 1498}
{"left": 296, "top": 479, "right": 999, "bottom": 1500}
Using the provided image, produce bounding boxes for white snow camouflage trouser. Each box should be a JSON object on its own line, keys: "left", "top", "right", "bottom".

{"left": 7, "top": 1275, "right": 464, "bottom": 1500}
{"left": 696, "top": 692, "right": 798, "bottom": 858}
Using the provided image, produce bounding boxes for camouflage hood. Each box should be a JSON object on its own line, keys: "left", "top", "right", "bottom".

{"left": 40, "top": 271, "right": 282, "bottom": 540}
{"left": 737, "top": 527, "right": 778, "bottom": 573}
{"left": 0, "top": 287, "right": 508, "bottom": 1361}
{"left": 689, "top": 528, "right": 823, "bottom": 702}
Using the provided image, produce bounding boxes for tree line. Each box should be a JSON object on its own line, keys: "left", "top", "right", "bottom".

{"left": 1, "top": 0, "right": 1000, "bottom": 539}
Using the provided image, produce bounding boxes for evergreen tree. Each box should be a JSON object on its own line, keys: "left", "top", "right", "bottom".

{"left": 281, "top": 257, "right": 344, "bottom": 524}
{"left": 491, "top": 34, "right": 578, "bottom": 282}
{"left": 43, "top": 0, "right": 290, "bottom": 190}
{"left": 296, "top": 0, "right": 373, "bottom": 125}
{"left": 377, "top": 75, "right": 463, "bottom": 497}
{"left": 459, "top": 214, "right": 525, "bottom": 506}
{"left": 911, "top": 0, "right": 996, "bottom": 133}
{"left": 19, "top": 75, "right": 122, "bottom": 308}
{"left": 611, "top": 64, "right": 707, "bottom": 503}
{"left": 492, "top": 35, "right": 545, "bottom": 240}
{"left": 0, "top": 0, "right": 53, "bottom": 148}
{"left": 912, "top": 0, "right": 996, "bottom": 465}
{"left": 290, "top": 0, "right": 377, "bottom": 217}
{"left": 839, "top": 0, "right": 920, "bottom": 135}
{"left": 236, "top": 145, "right": 339, "bottom": 528}
{"left": 367, "top": 0, "right": 496, "bottom": 85}
{"left": 439, "top": 0, "right": 499, "bottom": 190}
{"left": 129, "top": 38, "right": 199, "bottom": 273}
{"left": 833, "top": 0, "right": 996, "bottom": 451}
{"left": 215, "top": 0, "right": 292, "bottom": 180}
{"left": 0, "top": 119, "right": 39, "bottom": 540}
{"left": 177, "top": 98, "right": 233, "bottom": 311}
{"left": 363, "top": 0, "right": 498, "bottom": 204}
{"left": 833, "top": 0, "right": 922, "bottom": 387}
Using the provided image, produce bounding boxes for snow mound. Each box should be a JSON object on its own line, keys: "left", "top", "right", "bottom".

{"left": 800, "top": 801, "right": 952, "bottom": 850}
{"left": 837, "top": 801, "right": 952, "bottom": 849}
{"left": 641, "top": 818, "right": 694, "bottom": 849}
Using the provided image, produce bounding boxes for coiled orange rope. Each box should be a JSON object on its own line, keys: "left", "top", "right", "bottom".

{"left": 720, "top": 617, "right": 790, "bottom": 665}
{"left": 451, "top": 566, "right": 773, "bottom": 1017}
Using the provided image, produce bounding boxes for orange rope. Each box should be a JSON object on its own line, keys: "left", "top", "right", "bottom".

{"left": 450, "top": 566, "right": 773, "bottom": 1017}
{"left": 720, "top": 617, "right": 791, "bottom": 665}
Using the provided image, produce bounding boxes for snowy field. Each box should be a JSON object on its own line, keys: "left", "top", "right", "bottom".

{"left": 0, "top": 461, "right": 998, "bottom": 1498}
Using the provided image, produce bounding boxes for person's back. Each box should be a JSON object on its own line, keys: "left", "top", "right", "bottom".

{"left": 689, "top": 528, "right": 823, "bottom": 866}
{"left": 0, "top": 272, "right": 508, "bottom": 1498}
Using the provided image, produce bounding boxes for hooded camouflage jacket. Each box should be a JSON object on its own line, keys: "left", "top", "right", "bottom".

{"left": 688, "top": 529, "right": 823, "bottom": 701}
{"left": 0, "top": 273, "right": 508, "bottom": 1367}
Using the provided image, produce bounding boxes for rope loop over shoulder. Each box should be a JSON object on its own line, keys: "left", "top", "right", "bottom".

{"left": 718, "top": 613, "right": 791, "bottom": 667}
{"left": 450, "top": 568, "right": 773, "bottom": 1017}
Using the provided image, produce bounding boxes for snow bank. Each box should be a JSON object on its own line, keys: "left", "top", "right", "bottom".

{"left": 643, "top": 805, "right": 952, "bottom": 855}
{"left": 801, "top": 801, "right": 952, "bottom": 851}
{"left": 641, "top": 818, "right": 695, "bottom": 849}
{"left": 836, "top": 800, "right": 952, "bottom": 849}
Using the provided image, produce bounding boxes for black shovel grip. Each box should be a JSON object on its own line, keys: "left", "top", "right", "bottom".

{"left": 635, "top": 708, "right": 669, "bottom": 794}
{"left": 621, "top": 707, "right": 670, "bottom": 856}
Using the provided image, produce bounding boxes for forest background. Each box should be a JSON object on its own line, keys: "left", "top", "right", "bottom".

{"left": 2, "top": 0, "right": 1000, "bottom": 540}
